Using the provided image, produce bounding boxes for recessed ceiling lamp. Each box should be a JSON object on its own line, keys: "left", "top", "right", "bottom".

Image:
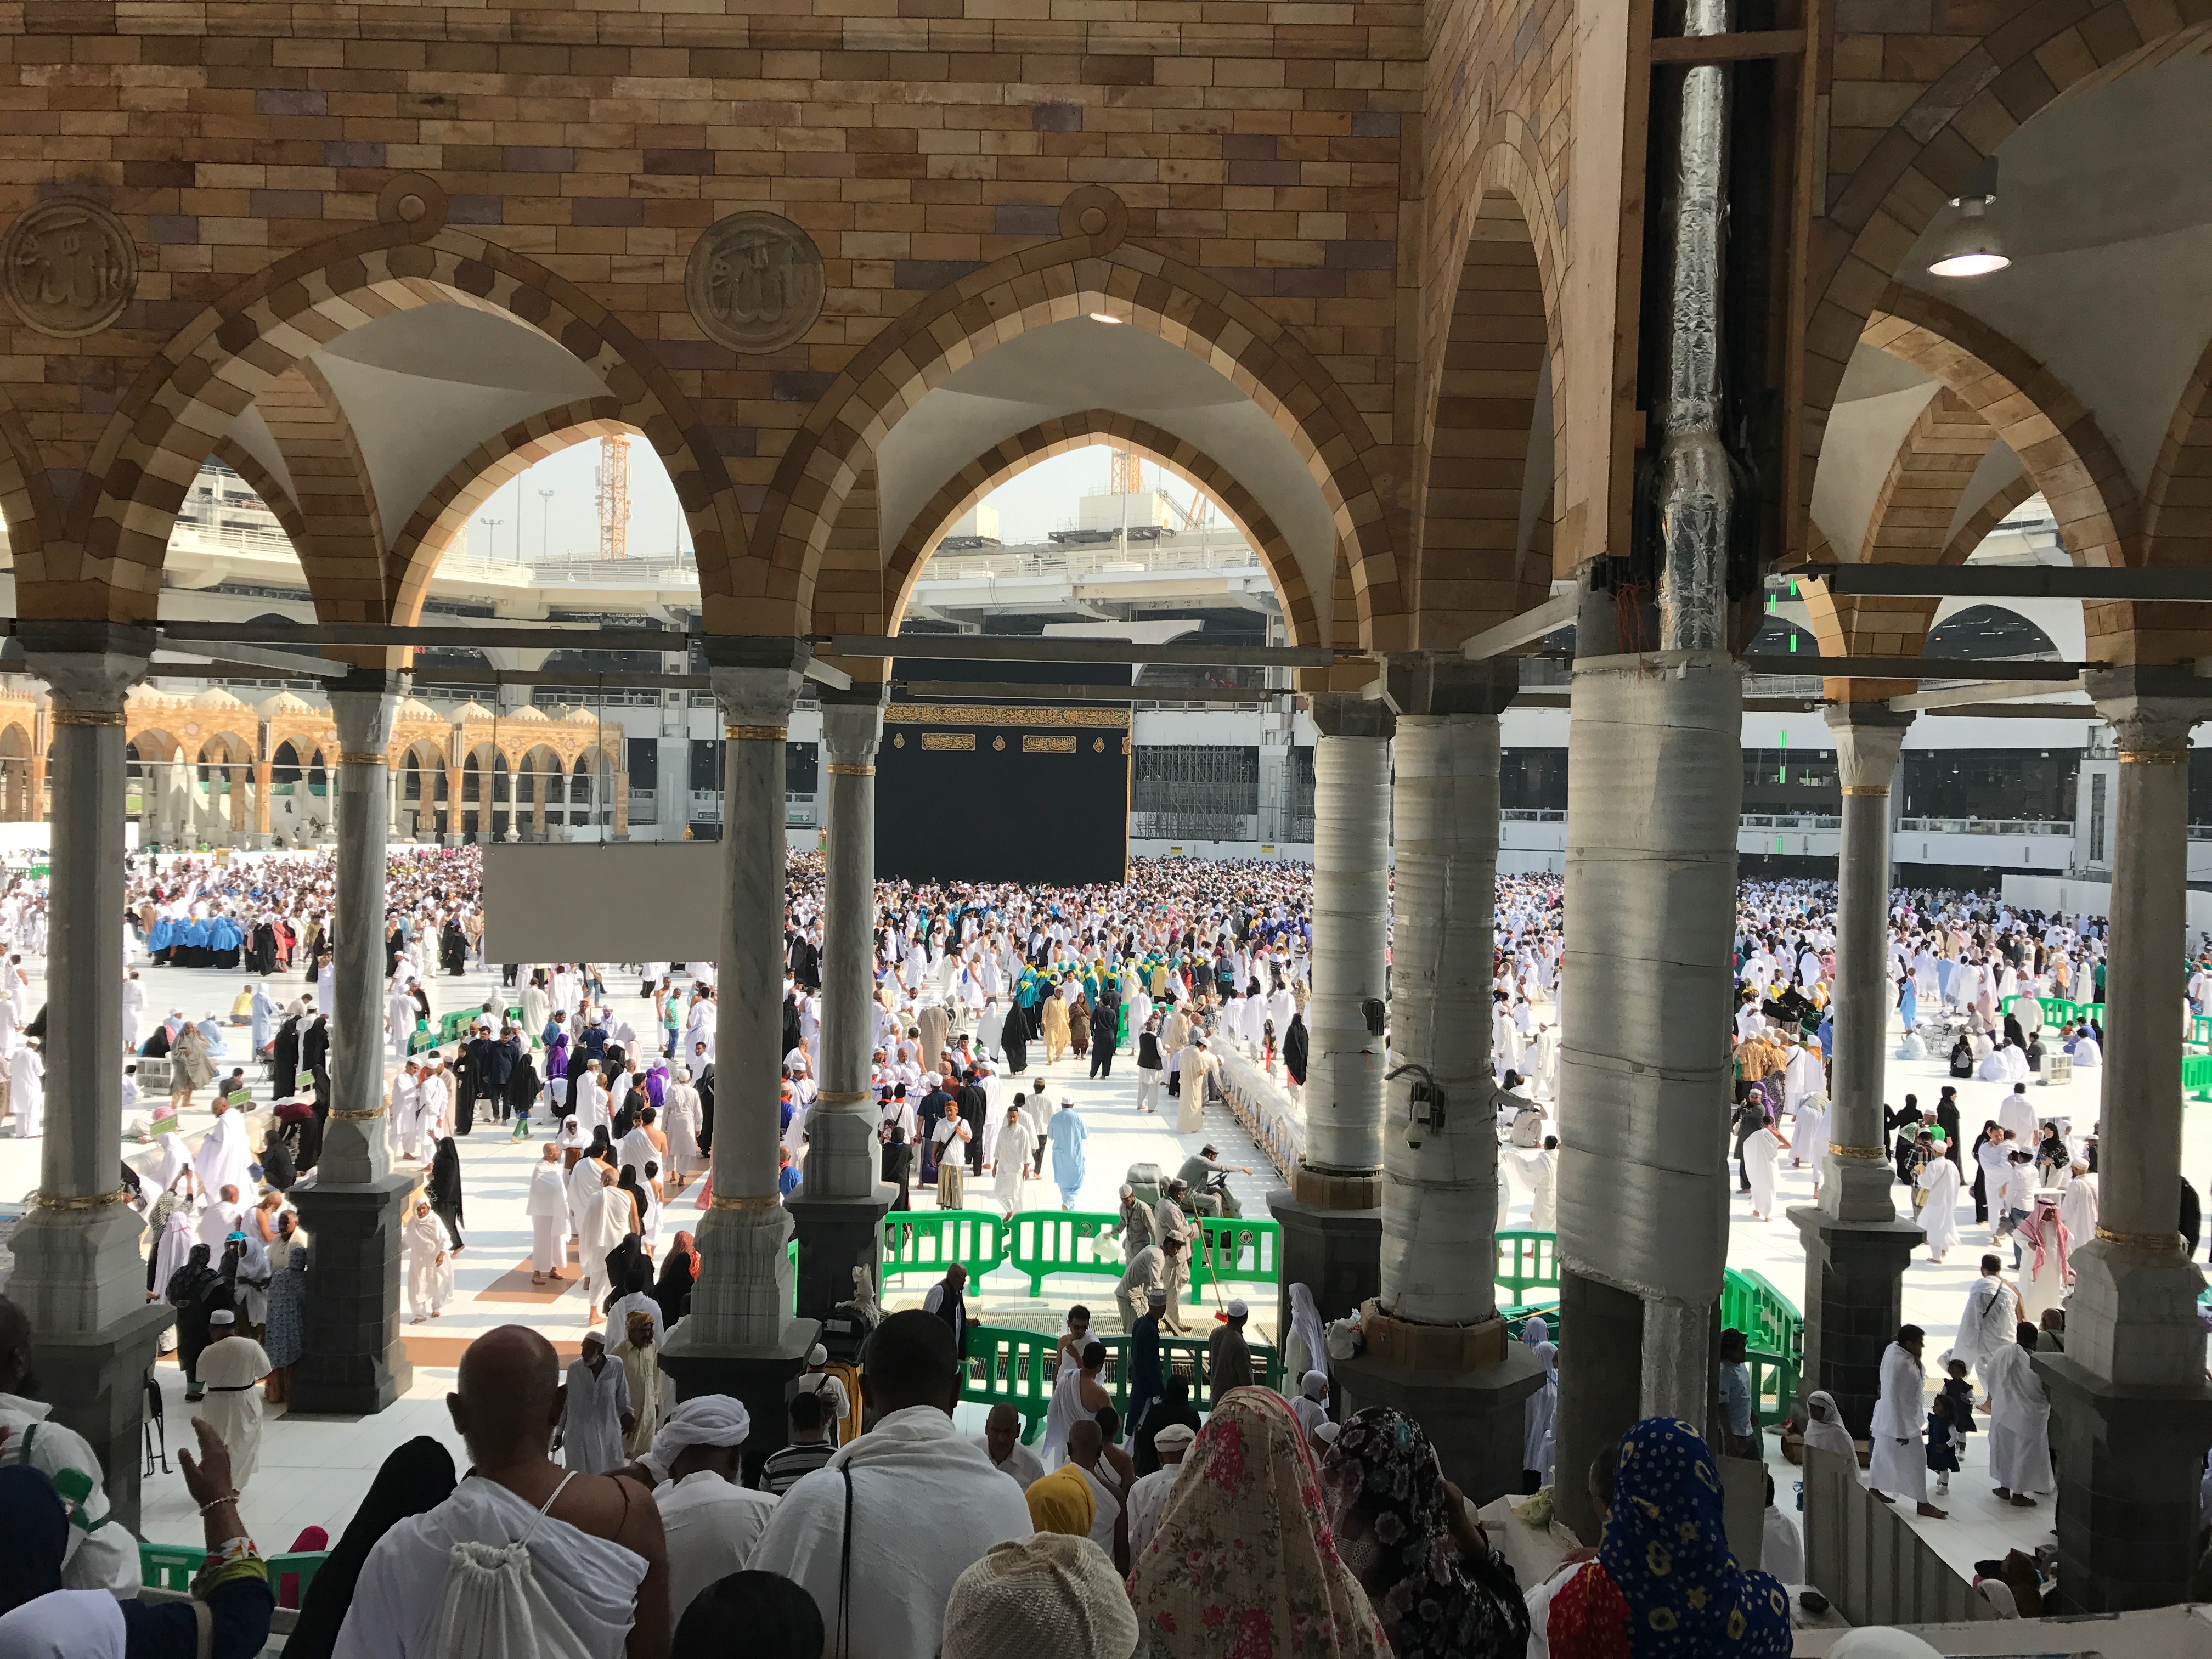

{"left": 1088, "top": 312, "right": 1124, "bottom": 324}
{"left": 1928, "top": 191, "right": 2009, "bottom": 278}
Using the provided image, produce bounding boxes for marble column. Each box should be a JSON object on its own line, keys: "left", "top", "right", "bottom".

{"left": 1334, "top": 654, "right": 1543, "bottom": 1501}
{"left": 13, "top": 623, "right": 170, "bottom": 1531}
{"left": 1271, "top": 691, "right": 1391, "bottom": 1328}
{"left": 290, "top": 673, "right": 415, "bottom": 1414}
{"left": 1790, "top": 705, "right": 1921, "bottom": 1437}
{"left": 790, "top": 686, "right": 894, "bottom": 1322}
{"left": 2037, "top": 668, "right": 2212, "bottom": 1610}
{"left": 660, "top": 640, "right": 819, "bottom": 1483}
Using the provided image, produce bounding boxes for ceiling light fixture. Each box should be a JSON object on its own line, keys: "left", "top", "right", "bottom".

{"left": 1927, "top": 192, "right": 2010, "bottom": 278}
{"left": 1088, "top": 312, "right": 1124, "bottom": 324}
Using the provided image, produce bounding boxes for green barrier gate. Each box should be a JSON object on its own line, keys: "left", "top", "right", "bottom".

{"left": 138, "top": 1543, "right": 327, "bottom": 1607}
{"left": 2188, "top": 1053, "right": 2212, "bottom": 1102}
{"left": 879, "top": 1211, "right": 1007, "bottom": 1283}
{"left": 961, "top": 1322, "right": 1283, "bottom": 1442}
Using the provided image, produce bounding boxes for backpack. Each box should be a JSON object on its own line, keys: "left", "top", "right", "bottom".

{"left": 429, "top": 1475, "right": 596, "bottom": 1659}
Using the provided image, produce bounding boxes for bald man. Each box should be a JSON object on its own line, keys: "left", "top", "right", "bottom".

{"left": 332, "top": 1325, "right": 670, "bottom": 1659}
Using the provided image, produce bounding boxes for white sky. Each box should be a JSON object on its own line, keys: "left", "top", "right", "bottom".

{"left": 474, "top": 439, "right": 1210, "bottom": 562}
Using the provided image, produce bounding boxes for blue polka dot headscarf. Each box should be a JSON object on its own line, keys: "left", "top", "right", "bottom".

{"left": 1597, "top": 1417, "right": 1792, "bottom": 1657}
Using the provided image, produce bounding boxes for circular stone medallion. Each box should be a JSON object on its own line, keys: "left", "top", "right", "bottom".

{"left": 685, "top": 212, "right": 825, "bottom": 354}
{"left": 2, "top": 200, "right": 137, "bottom": 338}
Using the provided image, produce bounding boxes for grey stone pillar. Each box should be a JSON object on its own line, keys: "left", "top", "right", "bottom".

{"left": 1557, "top": 646, "right": 1737, "bottom": 1435}
{"left": 1270, "top": 691, "right": 1390, "bottom": 1329}
{"left": 1790, "top": 705, "right": 1920, "bottom": 1437}
{"left": 661, "top": 639, "right": 819, "bottom": 1484}
{"left": 1335, "top": 654, "right": 1542, "bottom": 1502}
{"left": 290, "top": 673, "right": 415, "bottom": 1414}
{"left": 12, "top": 624, "right": 170, "bottom": 1532}
{"left": 2037, "top": 669, "right": 2212, "bottom": 1611}
{"left": 791, "top": 685, "right": 894, "bottom": 1323}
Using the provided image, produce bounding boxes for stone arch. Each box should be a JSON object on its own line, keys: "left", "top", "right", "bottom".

{"left": 208, "top": 440, "right": 312, "bottom": 562}
{"left": 1414, "top": 153, "right": 1561, "bottom": 648}
{"left": 387, "top": 399, "right": 637, "bottom": 619}
{"left": 246, "top": 362, "right": 389, "bottom": 629}
{"left": 880, "top": 411, "right": 1322, "bottom": 645}
{"left": 37, "top": 220, "right": 741, "bottom": 627}
{"left": 752, "top": 215, "right": 1403, "bottom": 650}
{"left": 1802, "top": 0, "right": 2199, "bottom": 515}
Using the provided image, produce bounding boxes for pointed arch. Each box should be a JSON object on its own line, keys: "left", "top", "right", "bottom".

{"left": 387, "top": 398, "right": 635, "bottom": 618}
{"left": 881, "top": 411, "right": 1320, "bottom": 646}
{"left": 251, "top": 361, "right": 391, "bottom": 627}
{"left": 35, "top": 219, "right": 742, "bottom": 628}
{"left": 751, "top": 210, "right": 1401, "bottom": 650}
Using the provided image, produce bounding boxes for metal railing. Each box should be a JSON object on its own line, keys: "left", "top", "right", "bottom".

{"left": 1897, "top": 817, "right": 2070, "bottom": 836}
{"left": 925, "top": 535, "right": 1261, "bottom": 583}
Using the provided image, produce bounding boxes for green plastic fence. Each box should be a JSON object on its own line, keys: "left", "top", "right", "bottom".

{"left": 961, "top": 1321, "right": 1283, "bottom": 1442}
{"left": 879, "top": 1211, "right": 1008, "bottom": 1283}
{"left": 1188, "top": 1216, "right": 1280, "bottom": 1301}
{"left": 137, "top": 1543, "right": 327, "bottom": 1607}
{"left": 1496, "top": 1229, "right": 1558, "bottom": 1302}
{"left": 2188, "top": 1053, "right": 2212, "bottom": 1102}
{"left": 2001, "top": 994, "right": 2103, "bottom": 1031}
{"left": 1007, "top": 1212, "right": 1122, "bottom": 1296}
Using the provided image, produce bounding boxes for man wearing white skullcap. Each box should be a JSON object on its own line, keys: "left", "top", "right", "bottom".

{"left": 1207, "top": 1298, "right": 1255, "bottom": 1391}
{"left": 940, "top": 1534, "right": 1138, "bottom": 1659}
{"left": 791, "top": 1341, "right": 851, "bottom": 1434}
{"left": 1122, "top": 1420, "right": 1195, "bottom": 1562}
{"left": 650, "top": 1395, "right": 777, "bottom": 1626}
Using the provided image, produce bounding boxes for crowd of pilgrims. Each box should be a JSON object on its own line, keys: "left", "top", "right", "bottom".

{"left": 1, "top": 844, "right": 2157, "bottom": 1655}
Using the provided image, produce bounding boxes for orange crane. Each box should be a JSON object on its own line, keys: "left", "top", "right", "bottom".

{"left": 595, "top": 433, "right": 631, "bottom": 560}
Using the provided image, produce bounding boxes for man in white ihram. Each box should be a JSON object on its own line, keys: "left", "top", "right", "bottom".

{"left": 334, "top": 1324, "right": 667, "bottom": 1659}
{"left": 749, "top": 1311, "right": 1030, "bottom": 1659}
{"left": 1943, "top": 1253, "right": 2017, "bottom": 1382}
{"left": 1868, "top": 1324, "right": 1945, "bottom": 1519}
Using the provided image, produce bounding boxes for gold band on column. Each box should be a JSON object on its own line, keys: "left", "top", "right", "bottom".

{"left": 2119, "top": 750, "right": 2188, "bottom": 765}
{"left": 1829, "top": 1143, "right": 1887, "bottom": 1159}
{"left": 2095, "top": 1223, "right": 2185, "bottom": 1250}
{"left": 338, "top": 752, "right": 387, "bottom": 768}
{"left": 817, "top": 1089, "right": 872, "bottom": 1105}
{"left": 712, "top": 1191, "right": 783, "bottom": 1211}
{"left": 727, "top": 725, "right": 788, "bottom": 742}
{"left": 1839, "top": 785, "right": 1888, "bottom": 797}
{"left": 826, "top": 764, "right": 875, "bottom": 777}
{"left": 32, "top": 1186, "right": 131, "bottom": 1210}
{"left": 50, "top": 709, "right": 123, "bottom": 727}
{"left": 328, "top": 1106, "right": 387, "bottom": 1122}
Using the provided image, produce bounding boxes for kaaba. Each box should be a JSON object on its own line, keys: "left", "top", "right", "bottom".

{"left": 874, "top": 700, "right": 1131, "bottom": 884}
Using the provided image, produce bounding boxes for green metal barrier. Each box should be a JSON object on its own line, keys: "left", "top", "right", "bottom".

{"left": 2001, "top": 995, "right": 2104, "bottom": 1031}
{"left": 1722, "top": 1266, "right": 1800, "bottom": 1358}
{"left": 1496, "top": 1229, "right": 1559, "bottom": 1301}
{"left": 961, "top": 1321, "right": 1282, "bottom": 1442}
{"left": 1188, "top": 1216, "right": 1280, "bottom": 1302}
{"left": 137, "top": 1543, "right": 327, "bottom": 1606}
{"left": 879, "top": 1211, "right": 1007, "bottom": 1283}
{"left": 2188, "top": 1053, "right": 2212, "bottom": 1102}
{"left": 1008, "top": 1212, "right": 1123, "bottom": 1296}
{"left": 2194, "top": 1014, "right": 2212, "bottom": 1051}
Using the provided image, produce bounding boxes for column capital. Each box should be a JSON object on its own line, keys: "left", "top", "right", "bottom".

{"left": 703, "top": 636, "right": 809, "bottom": 732}
{"left": 329, "top": 674, "right": 402, "bottom": 758}
{"left": 2086, "top": 667, "right": 2212, "bottom": 759}
{"left": 819, "top": 682, "right": 888, "bottom": 768}
{"left": 1822, "top": 703, "right": 1914, "bottom": 790}
{"left": 1377, "top": 651, "right": 1517, "bottom": 719}
{"left": 1306, "top": 689, "right": 1396, "bottom": 740}
{"left": 21, "top": 622, "right": 153, "bottom": 716}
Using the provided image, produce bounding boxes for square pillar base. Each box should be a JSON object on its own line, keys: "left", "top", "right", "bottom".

{"left": 787, "top": 1188, "right": 894, "bottom": 1342}
{"left": 289, "top": 1173, "right": 417, "bottom": 1415}
{"left": 1788, "top": 1206, "right": 1922, "bottom": 1439}
{"left": 660, "top": 1317, "right": 821, "bottom": 1487}
{"left": 29, "top": 1299, "right": 172, "bottom": 1534}
{"left": 1270, "top": 1187, "right": 1380, "bottom": 1348}
{"left": 1335, "top": 1343, "right": 1546, "bottom": 1504}
{"left": 2037, "top": 1351, "right": 2212, "bottom": 1612}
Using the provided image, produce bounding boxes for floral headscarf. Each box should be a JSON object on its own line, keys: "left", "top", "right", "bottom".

{"left": 1127, "top": 1387, "right": 1386, "bottom": 1659}
{"left": 1598, "top": 1418, "right": 1790, "bottom": 1657}
{"left": 1319, "top": 1407, "right": 1530, "bottom": 1658}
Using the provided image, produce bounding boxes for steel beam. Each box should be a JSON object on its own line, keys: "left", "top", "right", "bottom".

{"left": 1810, "top": 565, "right": 2212, "bottom": 601}
{"left": 831, "top": 633, "right": 1340, "bottom": 668}
{"left": 892, "top": 679, "right": 1278, "bottom": 705}
{"left": 1458, "top": 592, "right": 1578, "bottom": 661}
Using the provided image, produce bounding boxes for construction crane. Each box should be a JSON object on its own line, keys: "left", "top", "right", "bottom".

{"left": 595, "top": 433, "right": 631, "bottom": 560}
{"left": 1107, "top": 447, "right": 1143, "bottom": 496}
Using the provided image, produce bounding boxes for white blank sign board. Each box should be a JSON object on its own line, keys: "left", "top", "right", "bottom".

{"left": 482, "top": 842, "right": 724, "bottom": 961}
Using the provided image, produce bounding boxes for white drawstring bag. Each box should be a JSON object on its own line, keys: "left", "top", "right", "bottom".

{"left": 428, "top": 1475, "right": 596, "bottom": 1659}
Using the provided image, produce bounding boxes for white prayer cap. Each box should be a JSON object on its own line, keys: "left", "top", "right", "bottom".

{"left": 650, "top": 1395, "right": 752, "bottom": 1468}
{"left": 1146, "top": 1286, "right": 1169, "bottom": 1307}
{"left": 1152, "top": 1422, "right": 1197, "bottom": 1456}
{"left": 941, "top": 1534, "right": 1136, "bottom": 1659}
{"left": 1226, "top": 1299, "right": 1248, "bottom": 1319}
{"left": 210, "top": 1310, "right": 235, "bottom": 1325}
{"left": 1312, "top": 1420, "right": 1342, "bottom": 1446}
{"left": 807, "top": 1343, "right": 829, "bottom": 1366}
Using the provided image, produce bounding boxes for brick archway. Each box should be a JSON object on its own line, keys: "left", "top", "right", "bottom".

{"left": 749, "top": 216, "right": 1406, "bottom": 651}
{"left": 880, "top": 411, "right": 1324, "bottom": 647}
{"left": 388, "top": 398, "right": 637, "bottom": 617}
{"left": 1801, "top": 0, "right": 2197, "bottom": 529}
{"left": 30, "top": 219, "right": 741, "bottom": 628}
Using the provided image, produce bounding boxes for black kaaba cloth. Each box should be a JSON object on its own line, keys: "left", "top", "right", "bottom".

{"left": 874, "top": 701, "right": 1130, "bottom": 884}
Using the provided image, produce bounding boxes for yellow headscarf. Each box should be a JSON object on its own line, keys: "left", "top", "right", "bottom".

{"left": 1024, "top": 1462, "right": 1097, "bottom": 1537}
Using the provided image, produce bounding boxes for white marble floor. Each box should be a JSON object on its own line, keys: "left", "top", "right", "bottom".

{"left": 2, "top": 947, "right": 2195, "bottom": 1587}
